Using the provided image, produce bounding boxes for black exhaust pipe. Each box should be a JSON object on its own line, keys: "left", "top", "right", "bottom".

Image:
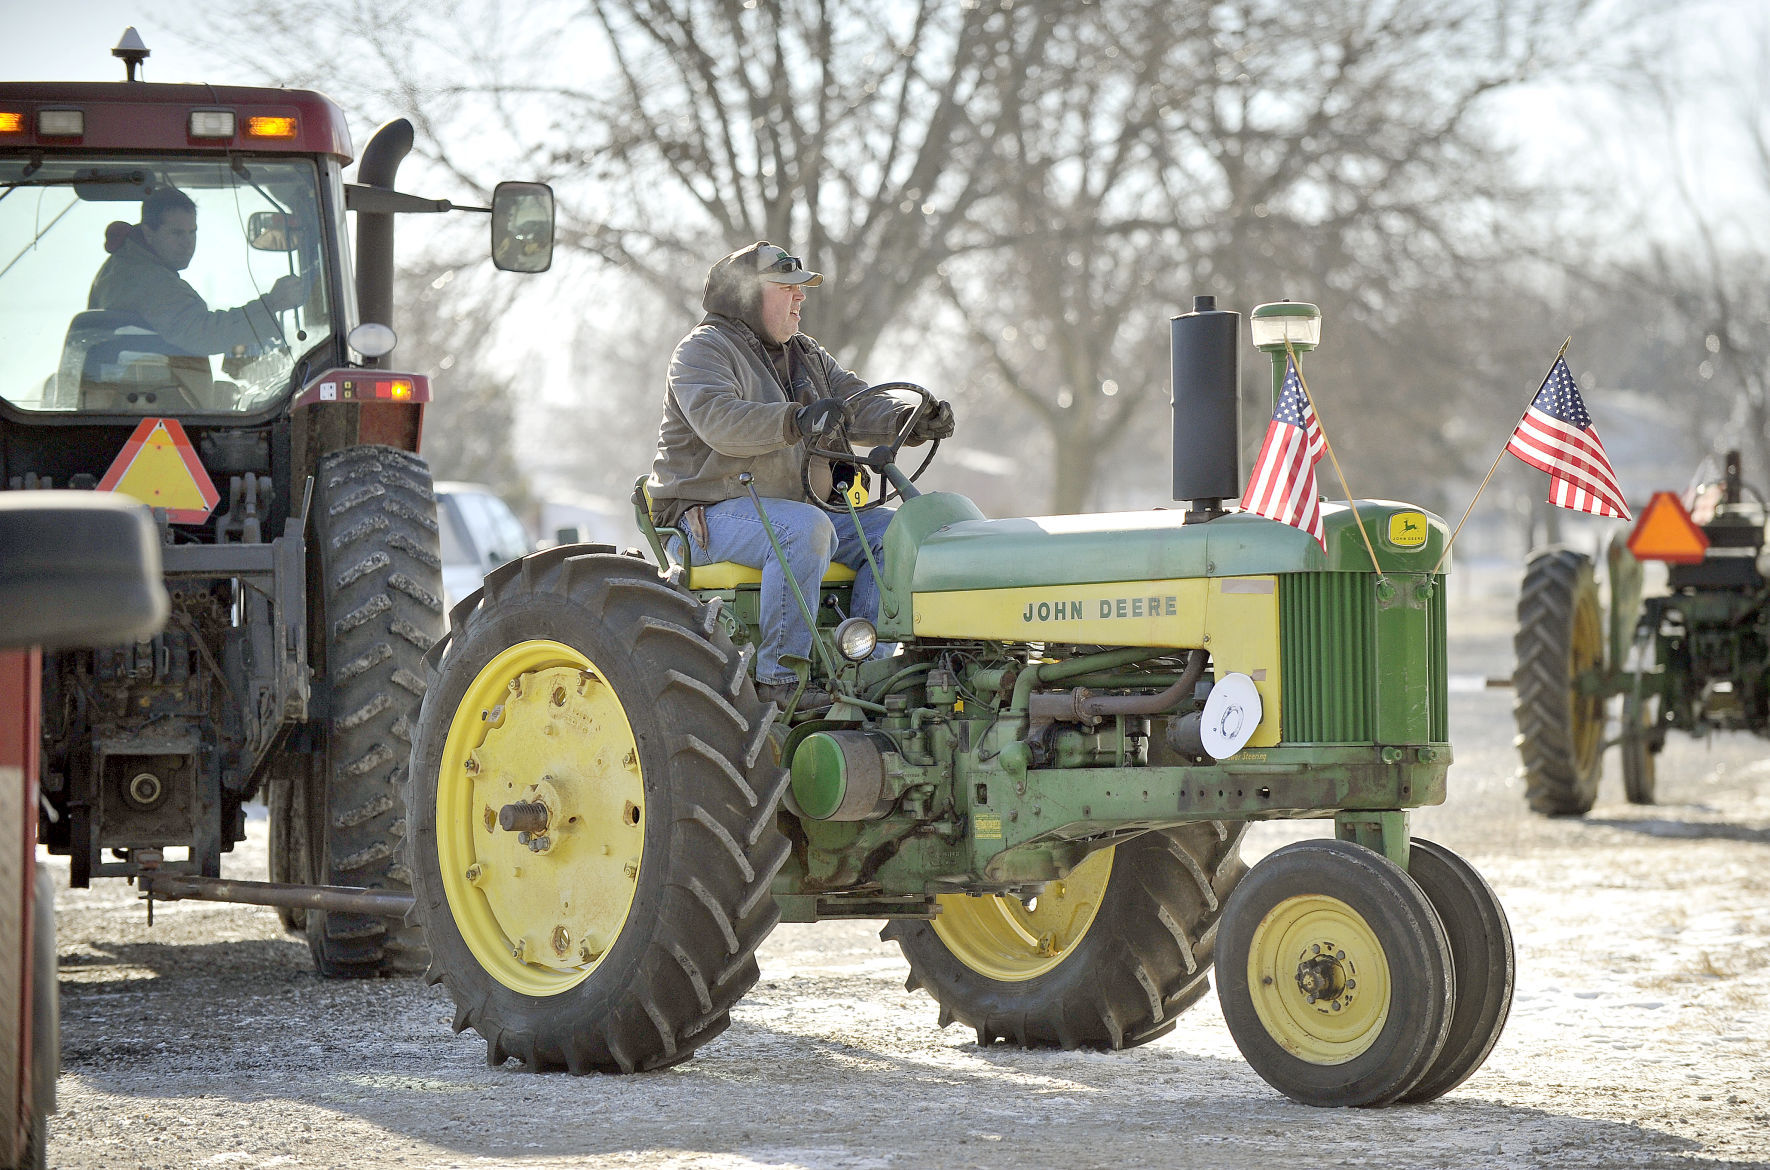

{"left": 354, "top": 119, "right": 414, "bottom": 368}
{"left": 1171, "top": 295, "right": 1242, "bottom": 520}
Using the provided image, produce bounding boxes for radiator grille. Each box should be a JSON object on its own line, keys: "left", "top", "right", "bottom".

{"left": 1279, "top": 573, "right": 1448, "bottom": 743}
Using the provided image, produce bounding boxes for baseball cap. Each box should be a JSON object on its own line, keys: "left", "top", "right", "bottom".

{"left": 714, "top": 241, "right": 823, "bottom": 287}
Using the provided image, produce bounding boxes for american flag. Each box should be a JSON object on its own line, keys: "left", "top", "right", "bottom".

{"left": 1505, "top": 357, "right": 1632, "bottom": 520}
{"left": 1241, "top": 358, "right": 1327, "bottom": 550}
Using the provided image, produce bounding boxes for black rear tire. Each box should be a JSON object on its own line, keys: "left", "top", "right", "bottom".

{"left": 267, "top": 760, "right": 310, "bottom": 933}
{"left": 1621, "top": 687, "right": 1660, "bottom": 805}
{"left": 1514, "top": 547, "right": 1606, "bottom": 815}
{"left": 304, "top": 445, "right": 440, "bottom": 977}
{"left": 884, "top": 821, "right": 1246, "bottom": 1050}
{"left": 407, "top": 548, "right": 788, "bottom": 1072}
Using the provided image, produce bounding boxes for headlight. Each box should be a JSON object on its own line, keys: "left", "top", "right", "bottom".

{"left": 834, "top": 617, "right": 878, "bottom": 662}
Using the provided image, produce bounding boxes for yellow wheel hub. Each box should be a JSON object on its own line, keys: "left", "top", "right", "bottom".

{"left": 436, "top": 639, "right": 645, "bottom": 995}
{"left": 1246, "top": 894, "right": 1391, "bottom": 1064}
{"left": 930, "top": 846, "right": 1113, "bottom": 981}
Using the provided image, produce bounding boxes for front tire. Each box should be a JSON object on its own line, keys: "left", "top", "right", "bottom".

{"left": 1397, "top": 839, "right": 1514, "bottom": 1103}
{"left": 407, "top": 548, "right": 789, "bottom": 1072}
{"left": 1514, "top": 547, "right": 1606, "bottom": 816}
{"left": 885, "top": 821, "right": 1246, "bottom": 1049}
{"left": 1218, "top": 838, "right": 1453, "bottom": 1108}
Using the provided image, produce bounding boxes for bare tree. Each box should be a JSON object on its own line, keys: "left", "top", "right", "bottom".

{"left": 191, "top": 0, "right": 1639, "bottom": 520}
{"left": 196, "top": 0, "right": 1104, "bottom": 364}
{"left": 940, "top": 0, "right": 1604, "bottom": 512}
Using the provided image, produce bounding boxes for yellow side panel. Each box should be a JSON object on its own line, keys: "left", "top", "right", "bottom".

{"left": 913, "top": 579, "right": 1210, "bottom": 645}
{"left": 1206, "top": 576, "right": 1282, "bottom": 747}
{"left": 912, "top": 574, "right": 1283, "bottom": 748}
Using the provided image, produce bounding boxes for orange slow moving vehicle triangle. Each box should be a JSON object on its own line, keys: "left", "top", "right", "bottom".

{"left": 1625, "top": 491, "right": 1709, "bottom": 564}
{"left": 96, "top": 417, "right": 221, "bottom": 524}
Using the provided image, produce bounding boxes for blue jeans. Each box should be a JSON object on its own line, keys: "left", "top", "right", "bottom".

{"left": 676, "top": 497, "right": 895, "bottom": 685}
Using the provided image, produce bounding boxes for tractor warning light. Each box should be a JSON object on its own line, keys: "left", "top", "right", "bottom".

{"left": 246, "top": 115, "right": 298, "bottom": 139}
{"left": 1626, "top": 491, "right": 1710, "bottom": 564}
{"left": 0, "top": 112, "right": 23, "bottom": 134}
{"left": 375, "top": 379, "right": 413, "bottom": 400}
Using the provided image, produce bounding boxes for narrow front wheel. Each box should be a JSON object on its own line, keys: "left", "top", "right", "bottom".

{"left": 1218, "top": 838, "right": 1453, "bottom": 1107}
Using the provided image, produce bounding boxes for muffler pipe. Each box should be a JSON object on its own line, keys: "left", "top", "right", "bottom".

{"left": 1171, "top": 295, "right": 1242, "bottom": 520}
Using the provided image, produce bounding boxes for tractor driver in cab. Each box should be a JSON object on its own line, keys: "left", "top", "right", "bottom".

{"left": 86, "top": 187, "right": 305, "bottom": 409}
{"left": 645, "top": 241, "right": 956, "bottom": 709}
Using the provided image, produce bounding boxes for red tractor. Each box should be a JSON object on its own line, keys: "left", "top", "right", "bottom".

{"left": 0, "top": 29, "right": 554, "bottom": 997}
{"left": 1, "top": 493, "right": 165, "bottom": 1169}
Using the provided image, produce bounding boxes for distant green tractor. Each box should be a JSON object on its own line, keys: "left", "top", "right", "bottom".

{"left": 406, "top": 299, "right": 1513, "bottom": 1107}
{"left": 1515, "top": 450, "right": 1770, "bottom": 814}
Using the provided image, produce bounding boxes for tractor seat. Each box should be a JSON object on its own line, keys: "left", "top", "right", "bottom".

{"left": 631, "top": 475, "right": 858, "bottom": 590}
{"left": 686, "top": 560, "right": 857, "bottom": 590}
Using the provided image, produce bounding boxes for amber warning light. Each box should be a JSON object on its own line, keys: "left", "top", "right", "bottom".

{"left": 1626, "top": 491, "right": 1710, "bottom": 564}
{"left": 246, "top": 115, "right": 299, "bottom": 139}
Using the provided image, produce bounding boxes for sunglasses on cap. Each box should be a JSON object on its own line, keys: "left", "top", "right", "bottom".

{"left": 763, "top": 251, "right": 805, "bottom": 274}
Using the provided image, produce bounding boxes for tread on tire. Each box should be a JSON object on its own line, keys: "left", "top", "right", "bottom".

{"left": 1513, "top": 546, "right": 1606, "bottom": 816}
{"left": 407, "top": 547, "right": 789, "bottom": 1072}
{"left": 884, "top": 820, "right": 1247, "bottom": 1050}
{"left": 304, "top": 445, "right": 441, "bottom": 977}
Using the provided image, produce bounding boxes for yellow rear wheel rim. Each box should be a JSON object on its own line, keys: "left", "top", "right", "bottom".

{"left": 437, "top": 639, "right": 645, "bottom": 996}
{"left": 930, "top": 846, "right": 1114, "bottom": 981}
{"left": 1246, "top": 894, "right": 1391, "bottom": 1064}
{"left": 1571, "top": 587, "right": 1604, "bottom": 770}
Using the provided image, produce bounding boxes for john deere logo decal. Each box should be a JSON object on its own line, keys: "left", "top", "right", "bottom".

{"left": 1388, "top": 510, "right": 1428, "bottom": 548}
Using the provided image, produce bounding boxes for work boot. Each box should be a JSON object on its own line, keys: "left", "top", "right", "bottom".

{"left": 754, "top": 679, "right": 833, "bottom": 712}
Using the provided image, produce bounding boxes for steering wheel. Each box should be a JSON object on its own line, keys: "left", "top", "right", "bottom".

{"left": 799, "top": 381, "right": 941, "bottom": 512}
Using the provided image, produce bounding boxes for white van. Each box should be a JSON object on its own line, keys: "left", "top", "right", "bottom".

{"left": 435, "top": 482, "right": 531, "bottom": 613}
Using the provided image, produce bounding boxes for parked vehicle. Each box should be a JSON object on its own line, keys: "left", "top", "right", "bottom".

{"left": 0, "top": 492, "right": 165, "bottom": 1170}
{"left": 436, "top": 482, "right": 532, "bottom": 615}
{"left": 1514, "top": 449, "right": 1770, "bottom": 814}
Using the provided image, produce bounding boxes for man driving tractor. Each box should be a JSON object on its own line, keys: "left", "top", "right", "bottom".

{"left": 86, "top": 187, "right": 304, "bottom": 407}
{"left": 644, "top": 241, "right": 955, "bottom": 707}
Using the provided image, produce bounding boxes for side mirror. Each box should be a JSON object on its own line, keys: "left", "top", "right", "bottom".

{"left": 247, "top": 211, "right": 302, "bottom": 252}
{"left": 491, "top": 181, "right": 555, "bottom": 274}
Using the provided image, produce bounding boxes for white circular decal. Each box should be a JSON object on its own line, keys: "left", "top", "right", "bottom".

{"left": 1200, "top": 673, "right": 1263, "bottom": 760}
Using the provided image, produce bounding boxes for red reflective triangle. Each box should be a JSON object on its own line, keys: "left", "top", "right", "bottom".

{"left": 96, "top": 417, "right": 220, "bottom": 524}
{"left": 1626, "top": 491, "right": 1710, "bottom": 564}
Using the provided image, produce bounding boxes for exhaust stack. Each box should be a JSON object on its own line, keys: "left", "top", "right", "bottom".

{"left": 1170, "top": 295, "right": 1242, "bottom": 520}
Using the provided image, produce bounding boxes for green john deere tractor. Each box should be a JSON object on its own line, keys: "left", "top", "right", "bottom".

{"left": 405, "top": 298, "right": 1514, "bottom": 1108}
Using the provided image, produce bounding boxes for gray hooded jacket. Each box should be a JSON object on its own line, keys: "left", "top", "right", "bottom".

{"left": 645, "top": 314, "right": 912, "bottom": 526}
{"left": 88, "top": 231, "right": 283, "bottom": 355}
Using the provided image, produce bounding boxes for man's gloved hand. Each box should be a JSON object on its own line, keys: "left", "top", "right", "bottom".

{"left": 265, "top": 274, "right": 305, "bottom": 312}
{"left": 795, "top": 397, "right": 850, "bottom": 439}
{"left": 913, "top": 400, "right": 955, "bottom": 441}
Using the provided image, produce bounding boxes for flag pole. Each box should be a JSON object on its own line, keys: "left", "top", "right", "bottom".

{"left": 1430, "top": 336, "right": 1573, "bottom": 576}
{"left": 1284, "top": 340, "right": 1386, "bottom": 579}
